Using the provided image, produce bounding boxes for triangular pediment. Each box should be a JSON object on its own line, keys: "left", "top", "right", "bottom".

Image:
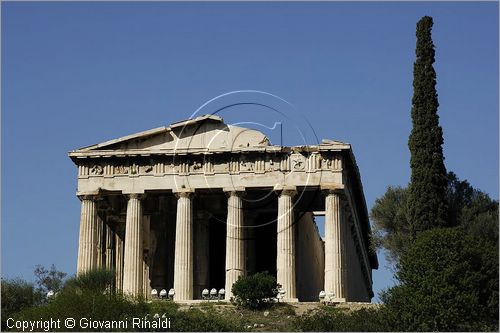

{"left": 72, "top": 115, "right": 271, "bottom": 153}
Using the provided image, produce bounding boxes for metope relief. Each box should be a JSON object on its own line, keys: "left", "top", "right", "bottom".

{"left": 290, "top": 153, "right": 306, "bottom": 171}
{"left": 240, "top": 156, "right": 254, "bottom": 172}
{"left": 139, "top": 164, "right": 153, "bottom": 174}
{"left": 114, "top": 164, "right": 130, "bottom": 175}
{"left": 190, "top": 160, "right": 203, "bottom": 173}
{"left": 213, "top": 159, "right": 230, "bottom": 173}
{"left": 90, "top": 164, "right": 104, "bottom": 175}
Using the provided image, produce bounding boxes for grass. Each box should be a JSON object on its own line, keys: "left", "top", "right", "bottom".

{"left": 179, "top": 302, "right": 301, "bottom": 332}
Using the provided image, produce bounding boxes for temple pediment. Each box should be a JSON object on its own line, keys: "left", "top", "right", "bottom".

{"left": 73, "top": 115, "right": 270, "bottom": 154}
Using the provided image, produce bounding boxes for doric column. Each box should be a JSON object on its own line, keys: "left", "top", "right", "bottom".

{"left": 224, "top": 189, "right": 245, "bottom": 300}
{"left": 77, "top": 195, "right": 98, "bottom": 274}
{"left": 105, "top": 222, "right": 114, "bottom": 270}
{"left": 324, "top": 189, "right": 347, "bottom": 302}
{"left": 122, "top": 194, "right": 144, "bottom": 296}
{"left": 276, "top": 187, "right": 297, "bottom": 301}
{"left": 115, "top": 230, "right": 124, "bottom": 291}
{"left": 173, "top": 191, "right": 194, "bottom": 301}
{"left": 142, "top": 215, "right": 151, "bottom": 299}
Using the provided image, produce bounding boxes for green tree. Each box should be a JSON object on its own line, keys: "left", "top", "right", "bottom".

{"left": 1, "top": 278, "right": 44, "bottom": 329}
{"left": 33, "top": 264, "right": 67, "bottom": 294}
{"left": 381, "top": 228, "right": 499, "bottom": 331}
{"left": 371, "top": 172, "right": 498, "bottom": 264}
{"left": 446, "top": 171, "right": 474, "bottom": 226}
{"left": 370, "top": 186, "right": 410, "bottom": 264}
{"left": 407, "top": 16, "right": 448, "bottom": 236}
{"left": 460, "top": 190, "right": 499, "bottom": 244}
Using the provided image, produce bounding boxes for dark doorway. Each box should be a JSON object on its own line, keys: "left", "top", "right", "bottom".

{"left": 253, "top": 212, "right": 277, "bottom": 277}
{"left": 208, "top": 215, "right": 227, "bottom": 290}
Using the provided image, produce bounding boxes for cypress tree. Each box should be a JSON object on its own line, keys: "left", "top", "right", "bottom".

{"left": 407, "top": 16, "right": 448, "bottom": 237}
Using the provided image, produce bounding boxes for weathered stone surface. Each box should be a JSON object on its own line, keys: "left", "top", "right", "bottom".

{"left": 173, "top": 191, "right": 194, "bottom": 301}
{"left": 76, "top": 196, "right": 98, "bottom": 274}
{"left": 123, "top": 194, "right": 144, "bottom": 296}
{"left": 224, "top": 190, "right": 245, "bottom": 300}
{"left": 324, "top": 191, "right": 347, "bottom": 302}
{"left": 276, "top": 187, "right": 297, "bottom": 301}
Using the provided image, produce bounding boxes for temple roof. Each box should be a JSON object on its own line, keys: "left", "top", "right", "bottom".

{"left": 70, "top": 115, "right": 352, "bottom": 155}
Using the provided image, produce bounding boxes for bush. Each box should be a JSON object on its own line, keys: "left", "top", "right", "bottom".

{"left": 382, "top": 227, "right": 499, "bottom": 331}
{"left": 231, "top": 272, "right": 278, "bottom": 310}
{"left": 11, "top": 290, "right": 149, "bottom": 331}
{"left": 296, "top": 306, "right": 388, "bottom": 331}
{"left": 63, "top": 268, "right": 115, "bottom": 294}
{"left": 148, "top": 301, "right": 179, "bottom": 317}
{"left": 7, "top": 269, "right": 147, "bottom": 331}
{"left": 1, "top": 278, "right": 43, "bottom": 330}
{"left": 7, "top": 268, "right": 240, "bottom": 332}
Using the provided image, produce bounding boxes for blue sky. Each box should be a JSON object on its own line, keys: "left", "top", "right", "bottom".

{"left": 2, "top": 2, "right": 498, "bottom": 302}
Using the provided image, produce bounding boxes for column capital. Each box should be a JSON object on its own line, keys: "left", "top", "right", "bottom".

{"left": 223, "top": 187, "right": 246, "bottom": 197}
{"left": 126, "top": 193, "right": 146, "bottom": 200}
{"left": 274, "top": 185, "right": 297, "bottom": 197}
{"left": 77, "top": 194, "right": 98, "bottom": 201}
{"left": 321, "top": 184, "right": 345, "bottom": 196}
{"left": 174, "top": 189, "right": 194, "bottom": 199}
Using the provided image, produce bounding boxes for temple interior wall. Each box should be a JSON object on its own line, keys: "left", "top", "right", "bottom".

{"left": 344, "top": 219, "right": 370, "bottom": 302}
{"left": 296, "top": 212, "right": 325, "bottom": 301}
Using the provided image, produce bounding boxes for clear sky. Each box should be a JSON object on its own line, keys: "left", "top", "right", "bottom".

{"left": 2, "top": 1, "right": 498, "bottom": 302}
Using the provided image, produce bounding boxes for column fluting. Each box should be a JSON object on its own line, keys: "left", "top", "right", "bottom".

{"left": 173, "top": 191, "right": 194, "bottom": 301}
{"left": 77, "top": 195, "right": 98, "bottom": 274}
{"left": 324, "top": 190, "right": 347, "bottom": 301}
{"left": 122, "top": 194, "right": 144, "bottom": 296}
{"left": 276, "top": 188, "right": 297, "bottom": 301}
{"left": 224, "top": 190, "right": 245, "bottom": 300}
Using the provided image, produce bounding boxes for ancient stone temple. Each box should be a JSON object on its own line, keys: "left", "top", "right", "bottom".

{"left": 69, "top": 115, "right": 378, "bottom": 302}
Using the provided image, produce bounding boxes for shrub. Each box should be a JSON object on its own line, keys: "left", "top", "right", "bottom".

{"left": 7, "top": 269, "right": 149, "bottom": 331}
{"left": 382, "top": 227, "right": 499, "bottom": 331}
{"left": 63, "top": 268, "right": 115, "bottom": 294}
{"left": 148, "top": 300, "right": 179, "bottom": 317}
{"left": 8, "top": 267, "right": 241, "bottom": 332}
{"left": 231, "top": 272, "right": 278, "bottom": 310}
{"left": 11, "top": 289, "right": 149, "bottom": 331}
